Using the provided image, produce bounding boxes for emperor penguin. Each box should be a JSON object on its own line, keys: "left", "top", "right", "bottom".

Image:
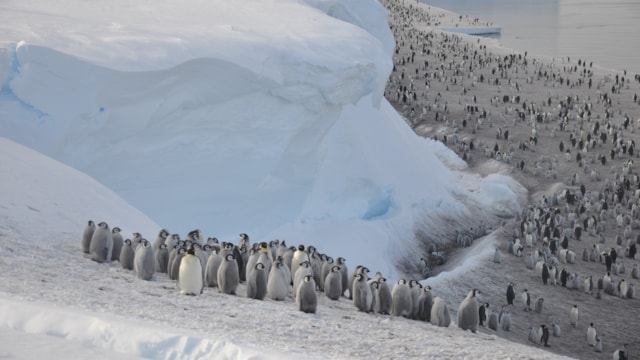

{"left": 119, "top": 238, "right": 135, "bottom": 270}
{"left": 164, "top": 234, "right": 180, "bottom": 253}
{"left": 493, "top": 248, "right": 502, "bottom": 263}
{"left": 349, "top": 266, "right": 369, "bottom": 300}
{"left": 282, "top": 246, "right": 295, "bottom": 273}
{"left": 522, "top": 289, "right": 532, "bottom": 311}
{"left": 418, "top": 286, "right": 434, "bottom": 321}
{"left": 218, "top": 253, "right": 240, "bottom": 295}
{"left": 586, "top": 323, "right": 597, "bottom": 346}
{"left": 540, "top": 324, "right": 550, "bottom": 347}
{"left": 155, "top": 243, "right": 169, "bottom": 273}
{"left": 296, "top": 275, "right": 317, "bottom": 313}
{"left": 178, "top": 245, "right": 204, "bottom": 295}
{"left": 246, "top": 262, "right": 267, "bottom": 300}
{"left": 320, "top": 256, "right": 334, "bottom": 286}
{"left": 267, "top": 260, "right": 289, "bottom": 301}
{"left": 133, "top": 239, "right": 155, "bottom": 281}
{"left": 487, "top": 309, "right": 499, "bottom": 331}
{"left": 534, "top": 297, "right": 544, "bottom": 313}
{"left": 335, "top": 257, "right": 349, "bottom": 296}
{"left": 81, "top": 220, "right": 95, "bottom": 254}
{"left": 205, "top": 249, "right": 222, "bottom": 288}
{"left": 457, "top": 289, "right": 479, "bottom": 333}
{"left": 528, "top": 327, "right": 539, "bottom": 343}
{"left": 245, "top": 246, "right": 259, "bottom": 281}
{"left": 506, "top": 283, "right": 515, "bottom": 305}
{"left": 618, "top": 279, "right": 628, "bottom": 299}
{"left": 478, "top": 302, "right": 489, "bottom": 326}
{"left": 169, "top": 247, "right": 187, "bottom": 281}
{"left": 238, "top": 232, "right": 250, "bottom": 250}
{"left": 569, "top": 305, "right": 579, "bottom": 327}
{"left": 131, "top": 232, "right": 143, "bottom": 251}
{"left": 391, "top": 279, "right": 412, "bottom": 317}
{"left": 409, "top": 280, "right": 422, "bottom": 318}
{"left": 431, "top": 297, "right": 451, "bottom": 327}
{"left": 583, "top": 275, "right": 593, "bottom": 294}
{"left": 256, "top": 242, "right": 273, "bottom": 276}
{"left": 89, "top": 222, "right": 113, "bottom": 263}
{"left": 552, "top": 323, "right": 561, "bottom": 337}
{"left": 324, "top": 265, "right": 343, "bottom": 301}
{"left": 293, "top": 261, "right": 313, "bottom": 296}
{"left": 370, "top": 280, "right": 381, "bottom": 314}
{"left": 152, "top": 229, "right": 169, "bottom": 253}
{"left": 612, "top": 344, "right": 628, "bottom": 360}
{"left": 276, "top": 255, "right": 292, "bottom": 287}
{"left": 631, "top": 264, "right": 639, "bottom": 279}
{"left": 291, "top": 245, "right": 309, "bottom": 280}
{"left": 376, "top": 276, "right": 393, "bottom": 315}
{"left": 111, "top": 227, "right": 123, "bottom": 262}
{"left": 352, "top": 273, "right": 373, "bottom": 312}
{"left": 594, "top": 337, "right": 602, "bottom": 353}
{"left": 500, "top": 308, "right": 511, "bottom": 331}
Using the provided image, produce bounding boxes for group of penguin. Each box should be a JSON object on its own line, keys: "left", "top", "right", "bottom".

{"left": 81, "top": 220, "right": 453, "bottom": 324}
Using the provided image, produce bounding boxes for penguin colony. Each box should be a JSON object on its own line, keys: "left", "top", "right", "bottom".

{"left": 77, "top": 0, "right": 639, "bottom": 357}
{"left": 81, "top": 224, "right": 458, "bottom": 325}
{"left": 380, "top": 0, "right": 640, "bottom": 357}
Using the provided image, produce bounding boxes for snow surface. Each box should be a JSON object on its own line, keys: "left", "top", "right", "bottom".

{"left": 0, "top": 137, "right": 570, "bottom": 359}
{"left": 0, "top": 0, "right": 523, "bottom": 278}
{"left": 0, "top": 0, "right": 549, "bottom": 358}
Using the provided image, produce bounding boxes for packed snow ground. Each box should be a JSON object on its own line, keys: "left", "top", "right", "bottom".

{"left": 0, "top": 137, "right": 571, "bottom": 359}
{"left": 0, "top": 0, "right": 579, "bottom": 358}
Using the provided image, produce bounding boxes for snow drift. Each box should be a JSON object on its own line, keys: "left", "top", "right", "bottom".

{"left": 0, "top": 0, "right": 523, "bottom": 277}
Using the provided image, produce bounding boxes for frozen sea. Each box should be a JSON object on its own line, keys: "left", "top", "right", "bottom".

{"left": 421, "top": 0, "right": 640, "bottom": 74}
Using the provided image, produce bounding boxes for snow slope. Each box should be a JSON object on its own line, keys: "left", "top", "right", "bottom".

{"left": 0, "top": 137, "right": 569, "bottom": 359}
{"left": 0, "top": 0, "right": 523, "bottom": 278}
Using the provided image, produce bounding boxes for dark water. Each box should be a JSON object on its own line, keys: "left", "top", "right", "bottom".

{"left": 421, "top": 0, "right": 640, "bottom": 74}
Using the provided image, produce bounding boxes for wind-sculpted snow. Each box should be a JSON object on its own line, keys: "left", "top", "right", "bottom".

{"left": 0, "top": 0, "right": 523, "bottom": 279}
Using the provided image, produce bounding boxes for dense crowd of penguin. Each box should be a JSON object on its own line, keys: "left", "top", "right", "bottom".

{"left": 78, "top": 0, "right": 638, "bottom": 359}
{"left": 81, "top": 222, "right": 459, "bottom": 328}
{"left": 380, "top": 0, "right": 638, "bottom": 359}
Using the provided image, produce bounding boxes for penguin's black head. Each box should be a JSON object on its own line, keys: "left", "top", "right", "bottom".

{"left": 88, "top": 220, "right": 94, "bottom": 226}
{"left": 259, "top": 242, "right": 268, "bottom": 249}
{"left": 112, "top": 227, "right": 121, "bottom": 233}
{"left": 298, "top": 245, "right": 305, "bottom": 251}
{"left": 187, "top": 245, "right": 196, "bottom": 255}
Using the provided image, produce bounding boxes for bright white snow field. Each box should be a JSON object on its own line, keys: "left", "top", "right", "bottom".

{"left": 0, "top": 0, "right": 535, "bottom": 358}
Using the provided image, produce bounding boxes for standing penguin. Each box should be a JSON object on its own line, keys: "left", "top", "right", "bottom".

{"left": 152, "top": 229, "right": 169, "bottom": 253}
{"left": 487, "top": 309, "right": 499, "bottom": 331}
{"left": 457, "top": 289, "right": 479, "bottom": 333}
{"left": 89, "top": 222, "right": 113, "bottom": 263}
{"left": 493, "top": 248, "right": 502, "bottom": 263}
{"left": 178, "top": 245, "right": 204, "bottom": 296}
{"left": 522, "top": 289, "right": 532, "bottom": 311}
{"left": 418, "top": 286, "right": 434, "bottom": 321}
{"left": 409, "top": 280, "right": 422, "bottom": 318}
{"left": 594, "top": 337, "right": 603, "bottom": 353}
{"left": 119, "top": 238, "right": 135, "bottom": 270}
{"left": 169, "top": 247, "right": 186, "bottom": 281}
{"left": 534, "top": 297, "right": 544, "bottom": 313}
{"left": 218, "top": 254, "right": 240, "bottom": 295}
{"left": 506, "top": 283, "right": 515, "bottom": 305}
{"left": 540, "top": 324, "right": 550, "bottom": 347}
{"left": 569, "top": 305, "right": 579, "bottom": 327}
{"left": 430, "top": 297, "right": 451, "bottom": 327}
{"left": 111, "top": 227, "right": 123, "bottom": 262}
{"left": 324, "top": 265, "right": 343, "bottom": 301}
{"left": 478, "top": 302, "right": 489, "bottom": 326}
{"left": 296, "top": 275, "right": 317, "bottom": 313}
{"left": 267, "top": 261, "right": 289, "bottom": 301}
{"left": 204, "top": 249, "right": 222, "bottom": 288}
{"left": 133, "top": 239, "right": 155, "bottom": 281}
{"left": 376, "top": 276, "right": 393, "bottom": 315}
{"left": 500, "top": 309, "right": 511, "bottom": 331}
{"left": 612, "top": 344, "right": 628, "bottom": 360}
{"left": 293, "top": 261, "right": 313, "bottom": 296}
{"left": 291, "top": 245, "right": 309, "bottom": 281}
{"left": 391, "top": 279, "right": 412, "bottom": 317}
{"left": 586, "top": 323, "right": 597, "bottom": 346}
{"left": 336, "top": 257, "right": 349, "bottom": 296}
{"left": 352, "top": 273, "right": 373, "bottom": 312}
{"left": 81, "top": 220, "right": 96, "bottom": 254}
{"left": 246, "top": 262, "right": 267, "bottom": 300}
{"left": 528, "top": 327, "right": 539, "bottom": 343}
{"left": 155, "top": 243, "right": 169, "bottom": 273}
{"left": 552, "top": 323, "right": 561, "bottom": 337}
